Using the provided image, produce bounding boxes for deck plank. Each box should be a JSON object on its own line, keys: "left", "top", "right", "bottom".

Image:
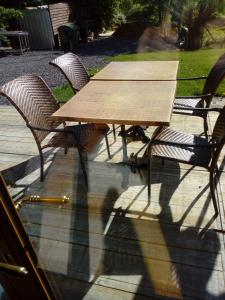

{"left": 28, "top": 235, "right": 225, "bottom": 299}
{"left": 1, "top": 105, "right": 225, "bottom": 299}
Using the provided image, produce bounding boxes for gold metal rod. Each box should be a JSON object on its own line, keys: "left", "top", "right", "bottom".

{"left": 0, "top": 262, "right": 28, "bottom": 277}
{"left": 15, "top": 195, "right": 70, "bottom": 210}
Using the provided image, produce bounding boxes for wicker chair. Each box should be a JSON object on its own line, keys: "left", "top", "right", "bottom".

{"left": 146, "top": 106, "right": 225, "bottom": 217}
{"left": 174, "top": 52, "right": 225, "bottom": 137}
{"left": 0, "top": 75, "right": 111, "bottom": 184}
{"left": 49, "top": 52, "right": 117, "bottom": 141}
{"left": 50, "top": 52, "right": 89, "bottom": 92}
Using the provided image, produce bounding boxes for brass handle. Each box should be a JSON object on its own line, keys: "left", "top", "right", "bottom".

{"left": 0, "top": 262, "right": 28, "bottom": 277}
{"left": 15, "top": 195, "right": 70, "bottom": 210}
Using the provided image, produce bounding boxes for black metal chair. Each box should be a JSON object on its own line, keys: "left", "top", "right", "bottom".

{"left": 0, "top": 75, "right": 111, "bottom": 185}
{"left": 174, "top": 52, "right": 225, "bottom": 137}
{"left": 146, "top": 106, "right": 225, "bottom": 217}
{"left": 50, "top": 52, "right": 117, "bottom": 141}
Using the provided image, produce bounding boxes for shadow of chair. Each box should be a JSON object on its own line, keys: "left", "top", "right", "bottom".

{"left": 174, "top": 52, "right": 225, "bottom": 137}
{"left": 146, "top": 105, "right": 225, "bottom": 217}
{"left": 0, "top": 74, "right": 111, "bottom": 185}
{"left": 49, "top": 52, "right": 117, "bottom": 141}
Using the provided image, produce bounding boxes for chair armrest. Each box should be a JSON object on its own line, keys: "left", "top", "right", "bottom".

{"left": 27, "top": 123, "right": 81, "bottom": 145}
{"left": 173, "top": 106, "right": 221, "bottom": 113}
{"left": 175, "top": 95, "right": 201, "bottom": 99}
{"left": 177, "top": 76, "right": 207, "bottom": 81}
{"left": 175, "top": 93, "right": 211, "bottom": 99}
{"left": 152, "top": 139, "right": 220, "bottom": 148}
{"left": 149, "top": 126, "right": 221, "bottom": 149}
{"left": 27, "top": 123, "right": 65, "bottom": 133}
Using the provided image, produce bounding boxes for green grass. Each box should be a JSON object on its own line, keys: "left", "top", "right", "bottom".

{"left": 113, "top": 48, "right": 225, "bottom": 96}
{"left": 53, "top": 84, "right": 74, "bottom": 103}
{"left": 53, "top": 48, "right": 225, "bottom": 101}
{"left": 53, "top": 69, "right": 101, "bottom": 102}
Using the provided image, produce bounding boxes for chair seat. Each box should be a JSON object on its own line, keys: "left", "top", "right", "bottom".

{"left": 151, "top": 127, "right": 212, "bottom": 167}
{"left": 173, "top": 97, "right": 203, "bottom": 116}
{"left": 44, "top": 123, "right": 110, "bottom": 152}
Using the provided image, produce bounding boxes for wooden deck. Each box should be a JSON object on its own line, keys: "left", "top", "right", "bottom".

{"left": 1, "top": 104, "right": 225, "bottom": 299}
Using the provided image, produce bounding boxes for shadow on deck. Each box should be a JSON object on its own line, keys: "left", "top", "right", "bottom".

{"left": 0, "top": 105, "right": 225, "bottom": 299}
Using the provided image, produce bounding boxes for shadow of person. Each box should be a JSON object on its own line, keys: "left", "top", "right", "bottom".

{"left": 155, "top": 160, "right": 221, "bottom": 299}
{"left": 171, "top": 225, "right": 221, "bottom": 299}
{"left": 100, "top": 205, "right": 159, "bottom": 294}
{"left": 92, "top": 160, "right": 181, "bottom": 299}
{"left": 130, "top": 158, "right": 222, "bottom": 299}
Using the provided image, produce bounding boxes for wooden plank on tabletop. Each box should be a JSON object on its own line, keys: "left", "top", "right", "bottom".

{"left": 52, "top": 81, "right": 176, "bottom": 126}
{"left": 92, "top": 61, "right": 179, "bottom": 81}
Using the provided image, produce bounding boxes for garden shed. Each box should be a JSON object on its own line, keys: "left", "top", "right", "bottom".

{"left": 20, "top": 2, "right": 73, "bottom": 50}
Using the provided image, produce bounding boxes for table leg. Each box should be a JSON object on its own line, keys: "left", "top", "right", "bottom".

{"left": 120, "top": 125, "right": 128, "bottom": 162}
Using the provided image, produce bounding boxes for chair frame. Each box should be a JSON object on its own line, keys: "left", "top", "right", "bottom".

{"left": 174, "top": 52, "right": 225, "bottom": 137}
{"left": 0, "top": 75, "right": 110, "bottom": 185}
{"left": 147, "top": 107, "right": 225, "bottom": 217}
{"left": 50, "top": 52, "right": 117, "bottom": 141}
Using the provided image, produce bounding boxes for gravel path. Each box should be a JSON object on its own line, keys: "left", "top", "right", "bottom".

{"left": 0, "top": 36, "right": 137, "bottom": 86}
{"left": 0, "top": 35, "right": 137, "bottom": 105}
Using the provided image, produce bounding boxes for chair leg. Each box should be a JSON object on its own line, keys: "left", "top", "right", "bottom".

{"left": 112, "top": 124, "right": 116, "bottom": 142}
{"left": 78, "top": 148, "right": 88, "bottom": 189}
{"left": 64, "top": 129, "right": 68, "bottom": 155}
{"left": 120, "top": 125, "right": 128, "bottom": 161}
{"left": 105, "top": 135, "right": 111, "bottom": 159}
{"left": 209, "top": 171, "right": 218, "bottom": 217}
{"left": 203, "top": 116, "right": 209, "bottom": 139}
{"left": 147, "top": 155, "right": 151, "bottom": 203}
{"left": 39, "top": 150, "right": 44, "bottom": 182}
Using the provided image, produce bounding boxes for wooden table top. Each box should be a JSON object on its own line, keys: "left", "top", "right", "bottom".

{"left": 53, "top": 80, "right": 177, "bottom": 126}
{"left": 91, "top": 61, "right": 179, "bottom": 81}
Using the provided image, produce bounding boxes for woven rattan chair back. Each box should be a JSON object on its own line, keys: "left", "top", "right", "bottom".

{"left": 50, "top": 52, "right": 89, "bottom": 92}
{"left": 0, "top": 75, "right": 62, "bottom": 145}
{"left": 202, "top": 52, "right": 225, "bottom": 106}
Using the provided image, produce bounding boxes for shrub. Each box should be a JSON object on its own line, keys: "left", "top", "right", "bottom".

{"left": 0, "top": 6, "right": 22, "bottom": 30}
